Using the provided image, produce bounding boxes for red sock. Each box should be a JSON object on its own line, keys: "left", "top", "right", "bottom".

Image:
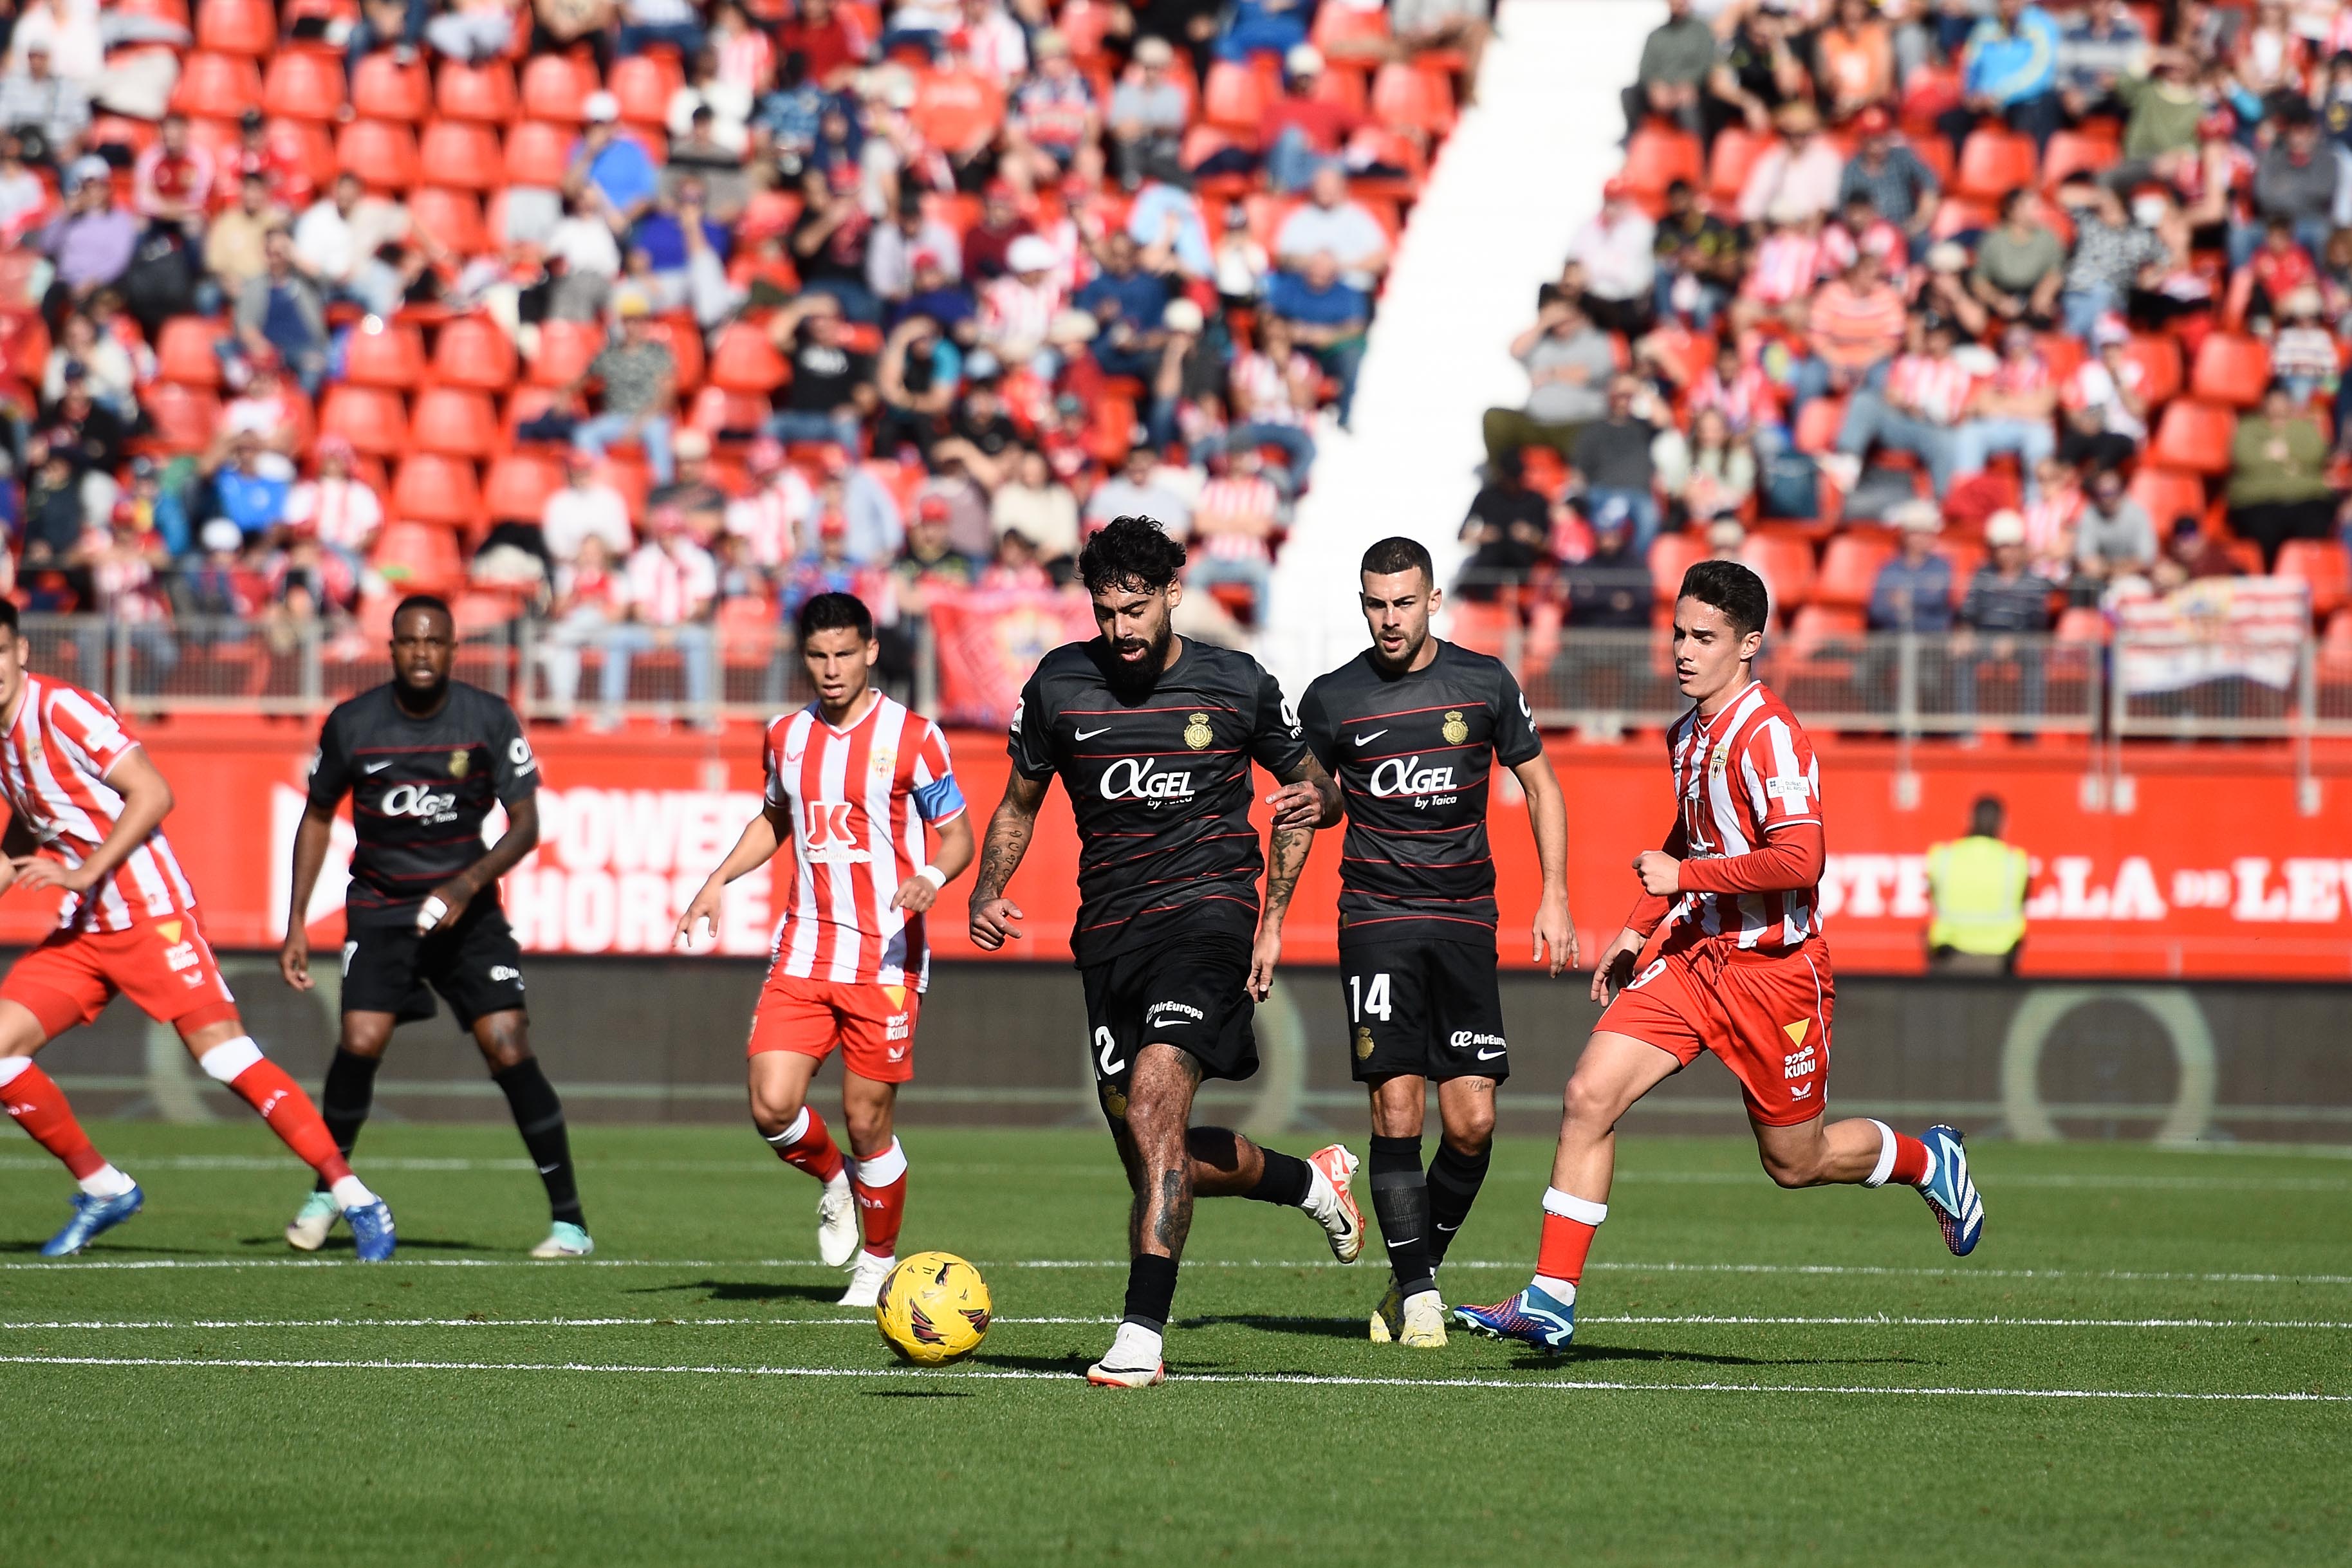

{"left": 766, "top": 1105, "right": 845, "bottom": 1182}
{"left": 1, "top": 1061, "right": 106, "bottom": 1179}
{"left": 1534, "top": 1187, "right": 1608, "bottom": 1287}
{"left": 227, "top": 1060, "right": 353, "bottom": 1185}
{"left": 1887, "top": 1130, "right": 1932, "bottom": 1187}
{"left": 850, "top": 1138, "right": 907, "bottom": 1258}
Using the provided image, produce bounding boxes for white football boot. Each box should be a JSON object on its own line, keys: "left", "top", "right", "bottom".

{"left": 1086, "top": 1321, "right": 1167, "bottom": 1387}
{"left": 817, "top": 1173, "right": 860, "bottom": 1268}
{"left": 838, "top": 1251, "right": 895, "bottom": 1308}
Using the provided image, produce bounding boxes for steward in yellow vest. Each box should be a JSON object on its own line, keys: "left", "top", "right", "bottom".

{"left": 1925, "top": 796, "right": 2028, "bottom": 974}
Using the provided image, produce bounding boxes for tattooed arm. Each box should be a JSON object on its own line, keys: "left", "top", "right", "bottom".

{"left": 1247, "top": 753, "right": 1335, "bottom": 1000}
{"left": 967, "top": 770, "right": 1051, "bottom": 951}
{"left": 1261, "top": 752, "right": 1340, "bottom": 833}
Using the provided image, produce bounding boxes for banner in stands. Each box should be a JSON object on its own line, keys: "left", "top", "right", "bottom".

{"left": 927, "top": 588, "right": 1098, "bottom": 728}
{"left": 2115, "top": 578, "right": 2310, "bottom": 694}
{"left": 5, "top": 724, "right": 2352, "bottom": 978}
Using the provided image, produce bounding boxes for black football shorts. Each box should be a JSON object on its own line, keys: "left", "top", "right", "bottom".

{"left": 1080, "top": 931, "right": 1259, "bottom": 1123}
{"left": 1337, "top": 934, "right": 1509, "bottom": 1084}
{"left": 340, "top": 903, "right": 529, "bottom": 1031}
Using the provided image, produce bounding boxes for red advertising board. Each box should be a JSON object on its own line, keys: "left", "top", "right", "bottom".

{"left": 6, "top": 719, "right": 2352, "bottom": 979}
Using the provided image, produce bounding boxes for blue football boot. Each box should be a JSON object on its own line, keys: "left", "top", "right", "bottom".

{"left": 1919, "top": 1125, "right": 1984, "bottom": 1257}
{"left": 1454, "top": 1283, "right": 1577, "bottom": 1352}
{"left": 344, "top": 1197, "right": 398, "bottom": 1262}
{"left": 41, "top": 1185, "right": 144, "bottom": 1257}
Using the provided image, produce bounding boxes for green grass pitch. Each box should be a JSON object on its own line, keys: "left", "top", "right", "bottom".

{"left": 1, "top": 1121, "right": 2347, "bottom": 1566}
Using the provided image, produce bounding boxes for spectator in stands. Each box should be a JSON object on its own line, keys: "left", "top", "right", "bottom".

{"left": 893, "top": 493, "right": 979, "bottom": 614}
{"left": 618, "top": 0, "right": 706, "bottom": 60}
{"left": 779, "top": 504, "right": 885, "bottom": 618}
{"left": 1918, "top": 239, "right": 1989, "bottom": 338}
{"left": 648, "top": 429, "right": 728, "bottom": 544}
{"left": 0, "top": 43, "right": 88, "bottom": 165}
{"left": 1257, "top": 44, "right": 1361, "bottom": 194}
{"left": 606, "top": 505, "right": 718, "bottom": 726}
{"left": 234, "top": 230, "right": 328, "bottom": 395}
{"left": 537, "top": 533, "right": 627, "bottom": 724}
{"left": 203, "top": 175, "right": 277, "bottom": 309}
{"left": 282, "top": 437, "right": 384, "bottom": 582}
{"left": 1624, "top": 0, "right": 1716, "bottom": 139}
{"left": 2072, "top": 464, "right": 2157, "bottom": 587}
{"left": 1655, "top": 406, "right": 1755, "bottom": 528}
{"left": 2272, "top": 289, "right": 2339, "bottom": 406}
{"left": 875, "top": 313, "right": 960, "bottom": 454}
{"left": 2252, "top": 102, "right": 2339, "bottom": 262}
{"left": 1738, "top": 102, "right": 1846, "bottom": 227}
{"left": 543, "top": 450, "right": 635, "bottom": 570}
{"left": 0, "top": 134, "right": 47, "bottom": 240}
{"left": 207, "top": 431, "right": 291, "bottom": 541}
{"left": 293, "top": 172, "right": 410, "bottom": 306}
{"left": 1277, "top": 165, "right": 1390, "bottom": 295}
{"left": 1266, "top": 249, "right": 1367, "bottom": 428}
{"left": 1084, "top": 443, "right": 1193, "bottom": 539}
{"left": 1078, "top": 230, "right": 1174, "bottom": 382}
{"left": 867, "top": 189, "right": 963, "bottom": 313}
{"left": 634, "top": 174, "right": 735, "bottom": 326}
{"left": 1799, "top": 250, "right": 1907, "bottom": 411}
{"left": 1950, "top": 0, "right": 2064, "bottom": 154}
{"left": 1837, "top": 108, "right": 1942, "bottom": 244}
{"left": 1456, "top": 450, "right": 1549, "bottom": 605}
{"left": 1224, "top": 314, "right": 1319, "bottom": 484}
{"left": 1708, "top": 5, "right": 1808, "bottom": 144}
{"left": 1483, "top": 290, "right": 1613, "bottom": 465}
{"left": 2057, "top": 0, "right": 2146, "bottom": 124}
{"left": 2111, "top": 48, "right": 2203, "bottom": 171}
{"left": 2021, "top": 455, "right": 2083, "bottom": 580}
{"left": 1567, "top": 178, "right": 1655, "bottom": 338}
{"left": 2228, "top": 380, "right": 2338, "bottom": 568}
{"left": 979, "top": 234, "right": 1063, "bottom": 365}
{"left": 2056, "top": 180, "right": 2170, "bottom": 337}
{"left": 37, "top": 156, "right": 134, "bottom": 306}
{"left": 1954, "top": 509, "right": 2054, "bottom": 720}
{"left": 1562, "top": 506, "right": 1652, "bottom": 630}
{"left": 1972, "top": 189, "right": 2067, "bottom": 328}
{"left": 1186, "top": 445, "right": 1281, "bottom": 602}
{"left": 2151, "top": 515, "right": 2242, "bottom": 589}
{"left": 990, "top": 447, "right": 1079, "bottom": 574}
{"left": 1867, "top": 502, "right": 1958, "bottom": 633}
{"left": 1814, "top": 0, "right": 1894, "bottom": 121}
{"left": 2060, "top": 315, "right": 2149, "bottom": 469}
{"left": 1955, "top": 322, "right": 2060, "bottom": 499}
{"left": 346, "top": 0, "right": 427, "bottom": 88}
{"left": 43, "top": 310, "right": 132, "bottom": 419}
{"left": 1649, "top": 179, "right": 1740, "bottom": 328}
{"left": 1109, "top": 36, "right": 1188, "bottom": 190}
{"left": 962, "top": 180, "right": 1032, "bottom": 281}
{"left": 570, "top": 93, "right": 662, "bottom": 234}
{"left": 1833, "top": 313, "right": 1972, "bottom": 497}
{"left": 1000, "top": 30, "right": 1097, "bottom": 194}
{"left": 1127, "top": 172, "right": 1214, "bottom": 282}
{"left": 1572, "top": 376, "right": 1663, "bottom": 555}
{"left": 762, "top": 293, "right": 876, "bottom": 452}
{"left": 133, "top": 114, "right": 212, "bottom": 232}
{"left": 429, "top": 0, "right": 517, "bottom": 63}
{"left": 544, "top": 192, "right": 624, "bottom": 319}
{"left": 571, "top": 294, "right": 679, "bottom": 483}
{"left": 187, "top": 519, "right": 264, "bottom": 620}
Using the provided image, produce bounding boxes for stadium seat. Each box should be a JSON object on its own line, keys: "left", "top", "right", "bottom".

{"left": 373, "top": 520, "right": 466, "bottom": 594}
{"left": 269, "top": 116, "right": 340, "bottom": 192}
{"left": 1789, "top": 603, "right": 1865, "bottom": 650}
{"left": 1370, "top": 62, "right": 1454, "bottom": 136}
{"left": 318, "top": 384, "right": 411, "bottom": 456}
{"left": 432, "top": 313, "right": 519, "bottom": 391}
{"left": 353, "top": 53, "right": 432, "bottom": 122}
{"left": 1933, "top": 539, "right": 1985, "bottom": 595}
{"left": 1647, "top": 530, "right": 1707, "bottom": 604}
{"left": 1621, "top": 125, "right": 1703, "bottom": 205}
{"left": 609, "top": 54, "right": 681, "bottom": 127}
{"left": 337, "top": 119, "right": 420, "bottom": 190}
{"left": 1954, "top": 127, "right": 2036, "bottom": 203}
{"left": 1812, "top": 533, "right": 1897, "bottom": 611}
{"left": 686, "top": 385, "right": 773, "bottom": 438}
{"left": 2189, "top": 333, "right": 2273, "bottom": 409}
{"left": 1707, "top": 127, "right": 1774, "bottom": 205}
{"left": 409, "top": 185, "right": 489, "bottom": 253}
{"left": 1740, "top": 535, "right": 1816, "bottom": 616}
{"left": 2041, "top": 130, "right": 2118, "bottom": 190}
{"left": 1312, "top": 0, "right": 1391, "bottom": 53}
{"left": 342, "top": 318, "right": 429, "bottom": 389}
{"left": 155, "top": 316, "right": 233, "bottom": 388}
{"left": 503, "top": 119, "right": 575, "bottom": 187}
{"left": 168, "top": 53, "right": 264, "bottom": 120}
{"left": 2122, "top": 332, "right": 2183, "bottom": 405}
{"left": 707, "top": 320, "right": 788, "bottom": 392}
{"left": 2129, "top": 468, "right": 2207, "bottom": 531}
{"left": 483, "top": 452, "right": 564, "bottom": 521}
{"left": 1201, "top": 62, "right": 1267, "bottom": 138}
{"left": 436, "top": 59, "right": 519, "bottom": 123}
{"left": 262, "top": 48, "right": 346, "bottom": 121}
{"left": 2054, "top": 605, "right": 2110, "bottom": 643}
{"left": 1310, "top": 65, "right": 1369, "bottom": 116}
{"left": 140, "top": 383, "right": 221, "bottom": 454}
{"left": 2147, "top": 400, "right": 2237, "bottom": 475}
{"left": 1446, "top": 596, "right": 1514, "bottom": 656}
{"left": 642, "top": 316, "right": 705, "bottom": 394}
{"left": 1793, "top": 396, "right": 1846, "bottom": 456}
{"left": 531, "top": 318, "right": 606, "bottom": 387}
{"left": 2277, "top": 539, "right": 2350, "bottom": 620}
{"left": 417, "top": 122, "right": 505, "bottom": 193}
{"left": 391, "top": 454, "right": 485, "bottom": 525}
{"left": 410, "top": 386, "right": 501, "bottom": 458}
{"left": 519, "top": 52, "right": 597, "bottom": 124}
{"left": 195, "top": 0, "right": 276, "bottom": 56}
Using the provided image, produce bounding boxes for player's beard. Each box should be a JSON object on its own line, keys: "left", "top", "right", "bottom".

{"left": 1103, "top": 622, "right": 1174, "bottom": 701}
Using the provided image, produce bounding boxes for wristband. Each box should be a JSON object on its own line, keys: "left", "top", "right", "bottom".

{"left": 916, "top": 865, "right": 947, "bottom": 891}
{"left": 416, "top": 896, "right": 450, "bottom": 935}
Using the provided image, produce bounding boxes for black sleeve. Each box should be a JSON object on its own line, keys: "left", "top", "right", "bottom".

{"left": 304, "top": 706, "right": 353, "bottom": 811}
{"left": 490, "top": 699, "right": 541, "bottom": 806}
{"left": 1007, "top": 666, "right": 1058, "bottom": 780}
{"left": 1297, "top": 676, "right": 1341, "bottom": 773}
{"left": 1490, "top": 663, "right": 1544, "bottom": 768}
{"left": 1246, "top": 663, "right": 1311, "bottom": 777}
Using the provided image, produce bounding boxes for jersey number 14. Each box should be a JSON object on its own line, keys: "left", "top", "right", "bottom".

{"left": 1348, "top": 972, "right": 1392, "bottom": 1022}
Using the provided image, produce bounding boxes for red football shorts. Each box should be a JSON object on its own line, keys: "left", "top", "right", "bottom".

{"left": 1, "top": 913, "right": 241, "bottom": 1040}
{"left": 746, "top": 972, "right": 920, "bottom": 1084}
{"left": 1597, "top": 941, "right": 1835, "bottom": 1127}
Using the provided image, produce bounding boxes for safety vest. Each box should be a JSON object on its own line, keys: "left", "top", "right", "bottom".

{"left": 1925, "top": 836, "right": 2030, "bottom": 955}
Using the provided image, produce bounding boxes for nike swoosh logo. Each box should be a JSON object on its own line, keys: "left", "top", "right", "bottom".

{"left": 363, "top": 761, "right": 393, "bottom": 773}
{"left": 536, "top": 1164, "right": 560, "bottom": 1176}
{"left": 1074, "top": 726, "right": 1111, "bottom": 741}
{"left": 1436, "top": 1222, "right": 1461, "bottom": 1232}
{"left": 1475, "top": 1048, "right": 1506, "bottom": 1061}
{"left": 1353, "top": 730, "right": 1388, "bottom": 745}
{"left": 1387, "top": 1236, "right": 1420, "bottom": 1248}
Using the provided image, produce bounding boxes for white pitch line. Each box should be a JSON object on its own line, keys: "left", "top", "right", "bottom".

{"left": 1, "top": 1352, "right": 2344, "bottom": 1403}
{"left": 3, "top": 1314, "right": 2348, "bottom": 1332}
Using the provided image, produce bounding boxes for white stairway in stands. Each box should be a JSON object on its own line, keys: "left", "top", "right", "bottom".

{"left": 1259, "top": 0, "right": 1657, "bottom": 694}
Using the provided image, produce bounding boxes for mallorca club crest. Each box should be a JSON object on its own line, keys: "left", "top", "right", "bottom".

{"left": 1441, "top": 710, "right": 1468, "bottom": 744}
{"left": 1183, "top": 712, "right": 1214, "bottom": 750}
{"left": 448, "top": 748, "right": 472, "bottom": 779}
{"left": 1354, "top": 1025, "right": 1375, "bottom": 1061}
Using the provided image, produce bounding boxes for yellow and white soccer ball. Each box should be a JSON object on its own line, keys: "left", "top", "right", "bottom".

{"left": 875, "top": 1250, "right": 992, "bottom": 1365}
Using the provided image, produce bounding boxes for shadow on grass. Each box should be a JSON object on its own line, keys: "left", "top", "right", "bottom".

{"left": 1510, "top": 1345, "right": 1925, "bottom": 1370}
{"left": 971, "top": 1351, "right": 1090, "bottom": 1374}
{"left": 1174, "top": 1313, "right": 1366, "bottom": 1340}
{"left": 865, "top": 1388, "right": 975, "bottom": 1398}
{"left": 0, "top": 1241, "right": 213, "bottom": 1256}
{"left": 233, "top": 1235, "right": 497, "bottom": 1253}
{"left": 625, "top": 1278, "right": 847, "bottom": 1304}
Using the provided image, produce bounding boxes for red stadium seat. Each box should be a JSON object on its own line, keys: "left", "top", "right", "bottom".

{"left": 1707, "top": 128, "right": 1774, "bottom": 205}
{"left": 2129, "top": 468, "right": 2207, "bottom": 531}
{"left": 169, "top": 53, "right": 264, "bottom": 120}
{"left": 1954, "top": 128, "right": 2036, "bottom": 203}
{"left": 503, "top": 120, "right": 575, "bottom": 187}
{"left": 1312, "top": 0, "right": 1390, "bottom": 53}
{"left": 2189, "top": 332, "right": 2273, "bottom": 409}
{"left": 416, "top": 121, "right": 505, "bottom": 192}
{"left": 155, "top": 316, "right": 233, "bottom": 387}
{"left": 707, "top": 320, "right": 788, "bottom": 392}
{"left": 268, "top": 116, "right": 340, "bottom": 192}
{"left": 342, "top": 318, "right": 428, "bottom": 389}
{"left": 353, "top": 53, "right": 432, "bottom": 122}
{"left": 1647, "top": 530, "right": 1707, "bottom": 605}
{"left": 196, "top": 0, "right": 276, "bottom": 55}
{"left": 410, "top": 386, "right": 502, "bottom": 458}
{"left": 408, "top": 186, "right": 489, "bottom": 253}
{"left": 1788, "top": 604, "right": 1866, "bottom": 652}
{"left": 1370, "top": 62, "right": 1454, "bottom": 136}
{"left": 2147, "top": 400, "right": 2237, "bottom": 475}
{"left": 686, "top": 385, "right": 773, "bottom": 438}
{"left": 1201, "top": 62, "right": 1267, "bottom": 138}
{"left": 2277, "top": 539, "right": 2349, "bottom": 620}
{"left": 1793, "top": 396, "right": 1847, "bottom": 456}
{"left": 483, "top": 452, "right": 564, "bottom": 521}
{"left": 336, "top": 119, "right": 420, "bottom": 190}
{"left": 1812, "top": 533, "right": 1897, "bottom": 610}
{"left": 519, "top": 52, "right": 598, "bottom": 124}
{"left": 2041, "top": 130, "right": 2118, "bottom": 190}
{"left": 2122, "top": 332, "right": 2183, "bottom": 405}
{"left": 1741, "top": 534, "right": 1817, "bottom": 616}
{"left": 1621, "top": 125, "right": 1703, "bottom": 205}
{"left": 262, "top": 48, "right": 346, "bottom": 121}
{"left": 1933, "top": 539, "right": 1985, "bottom": 595}
{"left": 392, "top": 454, "right": 485, "bottom": 525}
{"left": 642, "top": 315, "right": 705, "bottom": 394}
{"left": 140, "top": 383, "right": 221, "bottom": 454}
{"left": 319, "top": 384, "right": 411, "bottom": 457}
{"left": 2054, "top": 605, "right": 2110, "bottom": 643}
{"left": 609, "top": 54, "right": 681, "bottom": 127}
{"left": 531, "top": 318, "right": 606, "bottom": 388}
{"left": 373, "top": 520, "right": 467, "bottom": 594}
{"left": 436, "top": 59, "right": 519, "bottom": 123}
{"left": 432, "top": 313, "right": 519, "bottom": 391}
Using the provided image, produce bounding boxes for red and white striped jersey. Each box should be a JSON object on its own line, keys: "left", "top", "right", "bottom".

{"left": 1743, "top": 230, "right": 1826, "bottom": 305}
{"left": 764, "top": 693, "right": 967, "bottom": 991}
{"left": 623, "top": 539, "right": 718, "bottom": 627}
{"left": 1887, "top": 352, "right": 1979, "bottom": 425}
{"left": 0, "top": 674, "right": 198, "bottom": 933}
{"left": 725, "top": 472, "right": 815, "bottom": 569}
{"left": 1659, "top": 681, "right": 1822, "bottom": 955}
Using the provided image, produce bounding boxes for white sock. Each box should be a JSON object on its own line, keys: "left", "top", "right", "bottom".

{"left": 78, "top": 1163, "right": 136, "bottom": 1199}
{"left": 331, "top": 1175, "right": 378, "bottom": 1211}
{"left": 1109, "top": 1320, "right": 1164, "bottom": 1365}
{"left": 194, "top": 1037, "right": 264, "bottom": 1083}
{"left": 1531, "top": 1274, "right": 1579, "bottom": 1305}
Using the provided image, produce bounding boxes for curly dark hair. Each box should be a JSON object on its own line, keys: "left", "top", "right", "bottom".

{"left": 1078, "top": 514, "right": 1187, "bottom": 595}
{"left": 1677, "top": 559, "right": 1771, "bottom": 637}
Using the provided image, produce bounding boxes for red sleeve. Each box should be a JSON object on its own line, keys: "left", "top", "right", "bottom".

{"left": 1675, "top": 821, "right": 1826, "bottom": 896}
{"left": 1623, "top": 817, "right": 1690, "bottom": 936}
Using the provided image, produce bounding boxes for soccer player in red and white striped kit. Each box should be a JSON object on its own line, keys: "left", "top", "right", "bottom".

{"left": 678, "top": 592, "right": 974, "bottom": 1305}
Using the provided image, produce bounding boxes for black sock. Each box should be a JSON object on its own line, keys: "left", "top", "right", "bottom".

{"left": 311, "top": 1049, "right": 380, "bottom": 1195}
{"left": 1242, "top": 1148, "right": 1312, "bottom": 1207}
{"left": 1425, "top": 1139, "right": 1491, "bottom": 1271}
{"left": 1367, "top": 1134, "right": 1434, "bottom": 1298}
{"left": 492, "top": 1058, "right": 585, "bottom": 1228}
{"left": 1122, "top": 1253, "right": 1180, "bottom": 1333}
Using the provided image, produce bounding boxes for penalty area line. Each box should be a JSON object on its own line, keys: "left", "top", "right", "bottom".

{"left": 0, "top": 1353, "right": 2343, "bottom": 1403}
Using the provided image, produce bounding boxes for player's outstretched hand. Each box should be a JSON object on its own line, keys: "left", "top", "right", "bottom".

{"left": 673, "top": 878, "right": 725, "bottom": 948}
{"left": 1246, "top": 922, "right": 1281, "bottom": 1001}
{"left": 1589, "top": 926, "right": 1645, "bottom": 1004}
{"left": 968, "top": 895, "right": 1023, "bottom": 951}
{"left": 280, "top": 930, "right": 312, "bottom": 992}
{"left": 1633, "top": 850, "right": 1682, "bottom": 896}
{"left": 1533, "top": 892, "right": 1579, "bottom": 977}
{"left": 1264, "top": 780, "right": 1323, "bottom": 833}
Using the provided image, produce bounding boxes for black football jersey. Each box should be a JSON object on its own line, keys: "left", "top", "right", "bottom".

{"left": 307, "top": 682, "right": 540, "bottom": 927}
{"left": 1299, "top": 640, "right": 1544, "bottom": 946}
{"left": 1009, "top": 638, "right": 1310, "bottom": 965}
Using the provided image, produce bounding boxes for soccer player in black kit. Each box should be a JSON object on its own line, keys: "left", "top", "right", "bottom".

{"left": 278, "top": 596, "right": 591, "bottom": 1258}
{"left": 1299, "top": 537, "right": 1577, "bottom": 1348}
{"left": 968, "top": 517, "right": 1362, "bottom": 1387}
